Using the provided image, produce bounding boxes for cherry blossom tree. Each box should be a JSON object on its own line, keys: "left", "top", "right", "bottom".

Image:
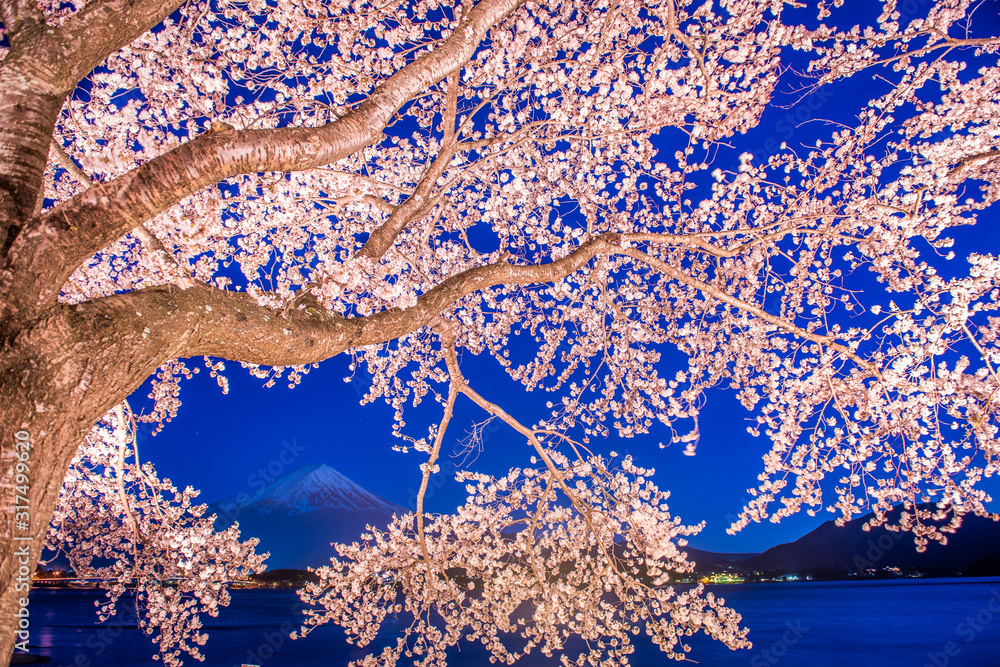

{"left": 296, "top": 331, "right": 752, "bottom": 665}
{"left": 46, "top": 402, "right": 266, "bottom": 666}
{"left": 0, "top": 0, "right": 998, "bottom": 664}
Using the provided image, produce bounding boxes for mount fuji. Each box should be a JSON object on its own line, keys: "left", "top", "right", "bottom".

{"left": 208, "top": 464, "right": 407, "bottom": 569}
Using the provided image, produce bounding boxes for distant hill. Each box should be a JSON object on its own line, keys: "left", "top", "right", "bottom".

{"left": 208, "top": 468, "right": 998, "bottom": 578}
{"left": 249, "top": 568, "right": 320, "bottom": 586}
{"left": 740, "top": 505, "right": 1000, "bottom": 577}
{"left": 208, "top": 464, "right": 407, "bottom": 569}
{"left": 681, "top": 548, "right": 759, "bottom": 572}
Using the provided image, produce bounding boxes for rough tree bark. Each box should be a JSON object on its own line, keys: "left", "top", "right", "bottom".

{"left": 6, "top": 1, "right": 994, "bottom": 664}
{"left": 0, "top": 0, "right": 527, "bottom": 662}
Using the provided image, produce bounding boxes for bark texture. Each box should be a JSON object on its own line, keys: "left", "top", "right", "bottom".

{"left": 0, "top": 0, "right": 526, "bottom": 663}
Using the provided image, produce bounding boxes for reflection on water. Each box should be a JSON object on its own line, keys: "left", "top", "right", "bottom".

{"left": 25, "top": 577, "right": 1000, "bottom": 667}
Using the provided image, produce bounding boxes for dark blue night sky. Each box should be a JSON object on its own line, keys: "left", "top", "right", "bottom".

{"left": 131, "top": 2, "right": 1000, "bottom": 556}
{"left": 131, "top": 350, "right": 830, "bottom": 553}
{"left": 131, "top": 324, "right": 1000, "bottom": 554}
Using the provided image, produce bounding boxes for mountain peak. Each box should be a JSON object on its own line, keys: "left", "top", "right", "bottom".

{"left": 212, "top": 463, "right": 405, "bottom": 517}
{"left": 208, "top": 464, "right": 407, "bottom": 569}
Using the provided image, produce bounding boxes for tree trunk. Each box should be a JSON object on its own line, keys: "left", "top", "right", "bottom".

{"left": 0, "top": 308, "right": 159, "bottom": 666}
{"left": 0, "top": 5, "right": 533, "bottom": 663}
{"left": 0, "top": 44, "right": 67, "bottom": 254}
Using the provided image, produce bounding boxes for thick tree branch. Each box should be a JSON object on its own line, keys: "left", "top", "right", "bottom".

{"left": 68, "top": 231, "right": 881, "bottom": 380}
{"left": 0, "top": 88, "right": 62, "bottom": 252}
{"left": 354, "top": 139, "right": 459, "bottom": 264}
{"left": 0, "top": 0, "right": 46, "bottom": 46}
{"left": 1, "top": 0, "right": 525, "bottom": 321}
{"left": 0, "top": 0, "right": 185, "bottom": 250}
{"left": 72, "top": 233, "right": 616, "bottom": 368}
{"left": 442, "top": 73, "right": 460, "bottom": 146}
{"left": 45, "top": 0, "right": 187, "bottom": 89}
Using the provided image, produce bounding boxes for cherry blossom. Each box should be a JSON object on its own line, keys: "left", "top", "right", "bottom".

{"left": 46, "top": 404, "right": 267, "bottom": 665}
{"left": 0, "top": 0, "right": 998, "bottom": 664}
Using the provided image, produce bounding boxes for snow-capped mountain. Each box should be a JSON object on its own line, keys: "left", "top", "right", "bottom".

{"left": 208, "top": 463, "right": 407, "bottom": 569}
{"left": 212, "top": 463, "right": 402, "bottom": 517}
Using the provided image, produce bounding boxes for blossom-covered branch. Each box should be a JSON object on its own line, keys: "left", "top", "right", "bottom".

{"left": 297, "top": 452, "right": 748, "bottom": 667}
{"left": 2, "top": 0, "right": 525, "bottom": 317}
{"left": 2, "top": 0, "right": 999, "bottom": 663}
{"left": 47, "top": 402, "right": 267, "bottom": 666}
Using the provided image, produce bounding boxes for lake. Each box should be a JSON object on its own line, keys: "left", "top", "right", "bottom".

{"left": 24, "top": 578, "right": 1000, "bottom": 666}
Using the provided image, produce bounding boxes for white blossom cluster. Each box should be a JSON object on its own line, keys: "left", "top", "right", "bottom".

{"left": 53, "top": 0, "right": 786, "bottom": 306}
{"left": 19, "top": 0, "right": 1000, "bottom": 660}
{"left": 135, "top": 360, "right": 200, "bottom": 436}
{"left": 46, "top": 405, "right": 267, "bottom": 665}
{"left": 295, "top": 452, "right": 748, "bottom": 666}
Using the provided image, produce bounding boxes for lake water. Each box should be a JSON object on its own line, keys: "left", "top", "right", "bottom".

{"left": 24, "top": 578, "right": 1000, "bottom": 667}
